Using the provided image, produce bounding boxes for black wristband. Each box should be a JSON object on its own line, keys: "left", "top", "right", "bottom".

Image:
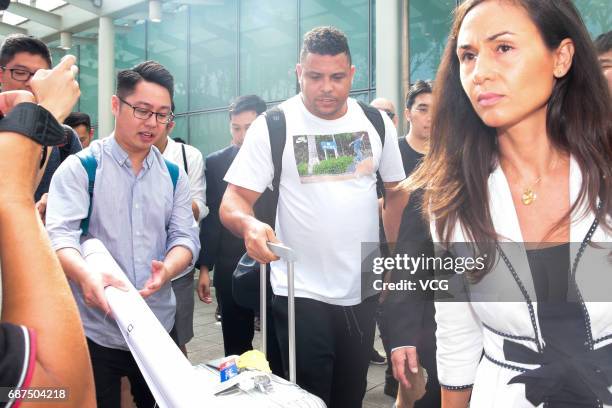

{"left": 0, "top": 102, "right": 66, "bottom": 146}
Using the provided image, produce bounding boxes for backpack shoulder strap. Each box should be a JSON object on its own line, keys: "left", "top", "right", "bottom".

{"left": 180, "top": 143, "right": 189, "bottom": 175}
{"left": 252, "top": 107, "right": 286, "bottom": 229}
{"left": 357, "top": 100, "right": 385, "bottom": 147}
{"left": 264, "top": 106, "right": 286, "bottom": 191}
{"left": 357, "top": 100, "right": 387, "bottom": 200}
{"left": 76, "top": 153, "right": 179, "bottom": 236}
{"left": 76, "top": 150, "right": 97, "bottom": 236}
{"left": 164, "top": 158, "right": 179, "bottom": 192}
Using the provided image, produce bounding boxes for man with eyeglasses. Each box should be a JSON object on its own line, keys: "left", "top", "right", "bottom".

{"left": 371, "top": 97, "right": 399, "bottom": 128}
{"left": 46, "top": 61, "right": 200, "bottom": 408}
{"left": 0, "top": 34, "right": 83, "bottom": 222}
{"left": 0, "top": 35, "right": 48, "bottom": 94}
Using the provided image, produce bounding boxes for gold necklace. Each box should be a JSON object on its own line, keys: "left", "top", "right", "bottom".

{"left": 521, "top": 176, "right": 542, "bottom": 205}
{"left": 520, "top": 155, "right": 559, "bottom": 205}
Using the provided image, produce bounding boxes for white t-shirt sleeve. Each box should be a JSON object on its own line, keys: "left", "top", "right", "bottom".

{"left": 185, "top": 146, "right": 208, "bottom": 222}
{"left": 377, "top": 113, "right": 406, "bottom": 183}
{"left": 224, "top": 114, "right": 275, "bottom": 193}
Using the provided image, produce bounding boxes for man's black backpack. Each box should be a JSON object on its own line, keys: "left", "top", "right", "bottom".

{"left": 232, "top": 100, "right": 387, "bottom": 310}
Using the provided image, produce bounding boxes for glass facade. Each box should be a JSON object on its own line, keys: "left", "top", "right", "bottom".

{"left": 77, "top": 42, "right": 99, "bottom": 125}
{"left": 239, "top": 0, "right": 298, "bottom": 102}
{"left": 73, "top": 0, "right": 376, "bottom": 157}
{"left": 115, "top": 23, "right": 146, "bottom": 72}
{"left": 189, "top": 1, "right": 238, "bottom": 112}
{"left": 148, "top": 5, "right": 189, "bottom": 113}
{"left": 409, "top": 0, "right": 456, "bottom": 83}
{"left": 68, "top": 0, "right": 609, "bottom": 154}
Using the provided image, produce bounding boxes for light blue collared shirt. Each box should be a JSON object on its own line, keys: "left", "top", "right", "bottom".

{"left": 46, "top": 135, "right": 200, "bottom": 350}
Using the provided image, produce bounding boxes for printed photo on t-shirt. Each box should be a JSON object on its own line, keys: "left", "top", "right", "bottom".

{"left": 293, "top": 131, "right": 374, "bottom": 184}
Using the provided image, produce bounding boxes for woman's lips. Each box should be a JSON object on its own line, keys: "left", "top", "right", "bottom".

{"left": 477, "top": 92, "right": 504, "bottom": 107}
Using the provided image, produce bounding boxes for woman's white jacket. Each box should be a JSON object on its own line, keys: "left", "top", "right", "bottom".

{"left": 434, "top": 157, "right": 612, "bottom": 407}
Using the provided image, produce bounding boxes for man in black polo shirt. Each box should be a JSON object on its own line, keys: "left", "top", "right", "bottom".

{"left": 389, "top": 80, "right": 440, "bottom": 408}
{"left": 400, "top": 80, "right": 432, "bottom": 176}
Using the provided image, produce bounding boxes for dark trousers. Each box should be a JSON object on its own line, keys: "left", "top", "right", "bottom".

{"left": 272, "top": 294, "right": 378, "bottom": 408}
{"left": 87, "top": 338, "right": 156, "bottom": 408}
{"left": 217, "top": 283, "right": 255, "bottom": 356}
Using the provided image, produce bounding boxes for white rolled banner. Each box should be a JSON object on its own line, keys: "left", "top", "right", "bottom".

{"left": 81, "top": 238, "right": 218, "bottom": 408}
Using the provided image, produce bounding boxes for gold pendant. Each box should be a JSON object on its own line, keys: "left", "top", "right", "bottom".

{"left": 522, "top": 188, "right": 536, "bottom": 205}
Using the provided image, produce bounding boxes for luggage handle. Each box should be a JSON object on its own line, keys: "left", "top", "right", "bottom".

{"left": 260, "top": 242, "right": 296, "bottom": 384}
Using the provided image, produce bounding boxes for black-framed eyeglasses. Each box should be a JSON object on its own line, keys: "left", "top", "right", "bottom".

{"left": 383, "top": 110, "right": 395, "bottom": 120}
{"left": 118, "top": 96, "right": 175, "bottom": 124}
{"left": 1, "top": 66, "right": 36, "bottom": 82}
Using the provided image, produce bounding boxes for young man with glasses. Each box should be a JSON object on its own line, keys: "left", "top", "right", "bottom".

{"left": 46, "top": 61, "right": 200, "bottom": 408}
{"left": 371, "top": 97, "right": 399, "bottom": 128}
{"left": 0, "top": 34, "right": 83, "bottom": 221}
{"left": 0, "top": 35, "right": 49, "bottom": 94}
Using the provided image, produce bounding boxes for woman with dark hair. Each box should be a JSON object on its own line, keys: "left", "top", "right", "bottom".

{"left": 394, "top": 0, "right": 612, "bottom": 407}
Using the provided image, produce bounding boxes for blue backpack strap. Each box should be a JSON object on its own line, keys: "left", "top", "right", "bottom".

{"left": 164, "top": 158, "right": 179, "bottom": 192}
{"left": 76, "top": 150, "right": 97, "bottom": 236}
{"left": 76, "top": 154, "right": 178, "bottom": 236}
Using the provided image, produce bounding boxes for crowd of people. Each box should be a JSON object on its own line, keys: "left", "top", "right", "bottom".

{"left": 0, "top": 1, "right": 611, "bottom": 408}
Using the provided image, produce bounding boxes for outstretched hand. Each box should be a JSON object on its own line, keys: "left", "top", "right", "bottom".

{"left": 139, "top": 260, "right": 169, "bottom": 298}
